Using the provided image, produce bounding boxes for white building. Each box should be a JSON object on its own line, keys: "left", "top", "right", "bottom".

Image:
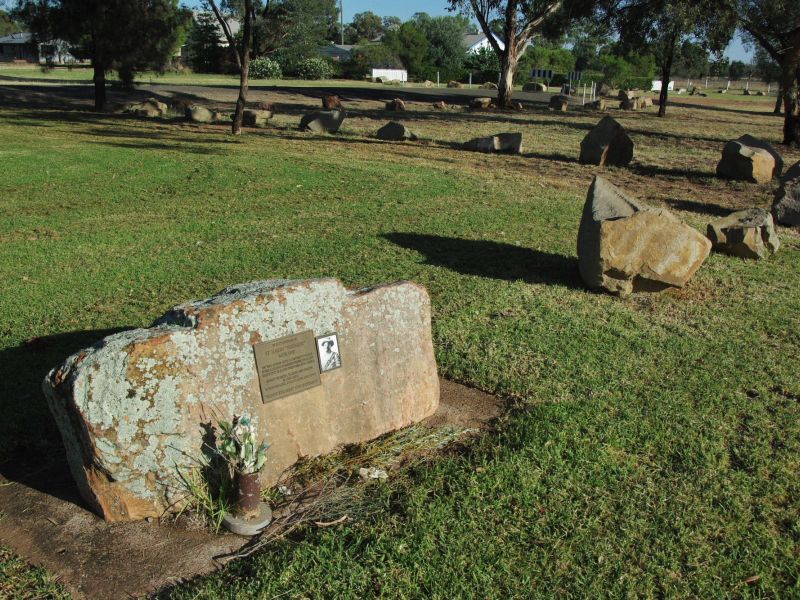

{"left": 463, "top": 32, "right": 505, "bottom": 53}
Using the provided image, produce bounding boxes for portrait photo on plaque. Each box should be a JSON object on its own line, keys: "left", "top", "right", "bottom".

{"left": 315, "top": 333, "right": 342, "bottom": 372}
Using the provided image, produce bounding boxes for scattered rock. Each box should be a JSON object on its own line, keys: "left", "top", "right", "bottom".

{"left": 423, "top": 80, "right": 435, "bottom": 88}
{"left": 254, "top": 101, "right": 274, "bottom": 111}
{"left": 707, "top": 208, "right": 780, "bottom": 259}
{"left": 447, "top": 80, "right": 462, "bottom": 88}
{"left": 185, "top": 105, "right": 214, "bottom": 123}
{"left": 125, "top": 98, "right": 167, "bottom": 118}
{"left": 579, "top": 116, "right": 634, "bottom": 167}
{"left": 322, "top": 94, "right": 342, "bottom": 110}
{"left": 549, "top": 95, "right": 569, "bottom": 111}
{"left": 432, "top": 100, "right": 447, "bottom": 110}
{"left": 299, "top": 110, "right": 345, "bottom": 133}
{"left": 598, "top": 83, "right": 612, "bottom": 97}
{"left": 359, "top": 467, "right": 388, "bottom": 481}
{"left": 385, "top": 98, "right": 406, "bottom": 111}
{"left": 716, "top": 139, "right": 776, "bottom": 183}
{"left": 577, "top": 176, "right": 711, "bottom": 297}
{"left": 170, "top": 99, "right": 192, "bottom": 113}
{"left": 480, "top": 82, "right": 498, "bottom": 90}
{"left": 523, "top": 82, "right": 547, "bottom": 92}
{"left": 470, "top": 97, "right": 493, "bottom": 109}
{"left": 772, "top": 160, "right": 800, "bottom": 226}
{"left": 736, "top": 134, "right": 783, "bottom": 177}
{"left": 742, "top": 89, "right": 750, "bottom": 95}
{"left": 464, "top": 132, "right": 522, "bottom": 154}
{"left": 243, "top": 109, "right": 272, "bottom": 128}
{"left": 376, "top": 121, "right": 417, "bottom": 141}
{"left": 589, "top": 98, "right": 607, "bottom": 111}
{"left": 43, "top": 279, "right": 440, "bottom": 521}
{"left": 618, "top": 90, "right": 637, "bottom": 101}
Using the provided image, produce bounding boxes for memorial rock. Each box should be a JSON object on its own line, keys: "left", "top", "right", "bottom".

{"left": 376, "top": 121, "right": 417, "bottom": 141}
{"left": 470, "top": 97, "right": 493, "bottom": 109}
{"left": 707, "top": 208, "right": 780, "bottom": 259}
{"left": 44, "top": 279, "right": 439, "bottom": 521}
{"left": 773, "top": 160, "right": 800, "bottom": 226}
{"left": 464, "top": 132, "right": 522, "bottom": 154}
{"left": 716, "top": 139, "right": 777, "bottom": 183}
{"left": 299, "top": 110, "right": 345, "bottom": 133}
{"left": 549, "top": 95, "right": 569, "bottom": 111}
{"left": 579, "top": 116, "right": 634, "bottom": 167}
{"left": 385, "top": 98, "right": 406, "bottom": 111}
{"left": 243, "top": 109, "right": 273, "bottom": 128}
{"left": 578, "top": 176, "right": 711, "bottom": 296}
{"left": 736, "top": 134, "right": 784, "bottom": 177}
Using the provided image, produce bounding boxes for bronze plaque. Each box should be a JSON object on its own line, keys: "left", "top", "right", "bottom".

{"left": 253, "top": 331, "right": 321, "bottom": 403}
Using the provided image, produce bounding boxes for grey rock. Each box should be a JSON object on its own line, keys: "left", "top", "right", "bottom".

{"left": 299, "top": 110, "right": 345, "bottom": 133}
{"left": 376, "top": 121, "right": 417, "bottom": 141}
{"left": 470, "top": 97, "right": 493, "bottom": 109}
{"left": 243, "top": 109, "right": 273, "bottom": 128}
{"left": 773, "top": 160, "right": 800, "bottom": 226}
{"left": 707, "top": 208, "right": 780, "bottom": 259}
{"left": 186, "top": 105, "right": 214, "bottom": 123}
{"left": 523, "top": 82, "right": 547, "bottom": 92}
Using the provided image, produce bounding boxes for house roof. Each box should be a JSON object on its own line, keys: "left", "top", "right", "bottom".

{"left": 0, "top": 32, "right": 33, "bottom": 45}
{"left": 192, "top": 11, "right": 241, "bottom": 41}
{"left": 463, "top": 32, "right": 505, "bottom": 51}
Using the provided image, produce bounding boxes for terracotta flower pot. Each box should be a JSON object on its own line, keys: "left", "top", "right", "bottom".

{"left": 235, "top": 472, "right": 262, "bottom": 519}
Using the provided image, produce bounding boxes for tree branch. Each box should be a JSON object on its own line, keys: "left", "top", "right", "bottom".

{"left": 516, "top": 0, "right": 562, "bottom": 52}
{"left": 207, "top": 0, "right": 241, "bottom": 67}
{"left": 470, "top": 0, "right": 504, "bottom": 55}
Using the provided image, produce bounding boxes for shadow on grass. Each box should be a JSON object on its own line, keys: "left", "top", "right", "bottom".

{"left": 629, "top": 162, "right": 715, "bottom": 180}
{"left": 383, "top": 233, "right": 581, "bottom": 288}
{"left": 663, "top": 198, "right": 732, "bottom": 217}
{"left": 0, "top": 327, "right": 131, "bottom": 507}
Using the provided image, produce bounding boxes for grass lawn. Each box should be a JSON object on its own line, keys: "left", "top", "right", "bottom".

{"left": 0, "top": 85, "right": 798, "bottom": 598}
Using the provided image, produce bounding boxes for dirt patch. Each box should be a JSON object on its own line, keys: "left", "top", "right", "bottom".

{"left": 0, "top": 377, "right": 502, "bottom": 600}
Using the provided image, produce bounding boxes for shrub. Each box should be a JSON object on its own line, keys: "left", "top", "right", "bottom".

{"left": 296, "top": 57, "right": 334, "bottom": 80}
{"left": 250, "top": 56, "right": 282, "bottom": 79}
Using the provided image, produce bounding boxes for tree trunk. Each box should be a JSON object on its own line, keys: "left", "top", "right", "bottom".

{"left": 774, "top": 84, "right": 782, "bottom": 114}
{"left": 93, "top": 63, "right": 106, "bottom": 111}
{"left": 498, "top": 50, "right": 518, "bottom": 108}
{"left": 779, "top": 50, "right": 800, "bottom": 146}
{"left": 657, "top": 35, "right": 677, "bottom": 118}
{"left": 232, "top": 0, "right": 253, "bottom": 135}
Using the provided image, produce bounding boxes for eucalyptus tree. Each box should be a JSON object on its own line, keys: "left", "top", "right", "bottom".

{"left": 447, "top": 0, "right": 599, "bottom": 107}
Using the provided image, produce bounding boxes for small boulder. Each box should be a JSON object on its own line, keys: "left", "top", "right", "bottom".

{"left": 243, "top": 109, "right": 272, "bottom": 128}
{"left": 742, "top": 89, "right": 750, "bottom": 95}
{"left": 470, "top": 97, "right": 493, "bottom": 109}
{"left": 772, "top": 160, "right": 800, "bottom": 226}
{"left": 322, "top": 95, "right": 342, "bottom": 110}
{"left": 707, "top": 208, "right": 780, "bottom": 259}
{"left": 299, "top": 110, "right": 345, "bottom": 133}
{"left": 423, "top": 80, "right": 435, "bottom": 88}
{"left": 618, "top": 90, "right": 637, "bottom": 101}
{"left": 376, "top": 121, "right": 417, "bottom": 141}
{"left": 577, "top": 176, "right": 711, "bottom": 296}
{"left": 447, "top": 80, "right": 463, "bottom": 88}
{"left": 186, "top": 105, "right": 214, "bottom": 123}
{"left": 579, "top": 116, "right": 634, "bottom": 167}
{"left": 640, "top": 97, "right": 654, "bottom": 108}
{"left": 598, "top": 83, "right": 612, "bottom": 97}
{"left": 480, "top": 82, "right": 498, "bottom": 90}
{"left": 716, "top": 140, "right": 776, "bottom": 184}
{"left": 432, "top": 100, "right": 447, "bottom": 110}
{"left": 464, "top": 132, "right": 522, "bottom": 154}
{"left": 523, "top": 82, "right": 548, "bottom": 92}
{"left": 549, "top": 95, "right": 569, "bottom": 111}
{"left": 125, "top": 98, "right": 168, "bottom": 118}
{"left": 589, "top": 99, "right": 607, "bottom": 111}
{"left": 385, "top": 98, "right": 406, "bottom": 111}
{"left": 736, "top": 134, "right": 783, "bottom": 177}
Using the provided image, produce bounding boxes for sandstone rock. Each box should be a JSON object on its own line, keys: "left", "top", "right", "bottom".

{"left": 423, "top": 80, "right": 435, "bottom": 88}
{"left": 598, "top": 83, "right": 611, "bottom": 97}
{"left": 432, "top": 100, "right": 447, "bottom": 110}
{"left": 618, "top": 90, "right": 637, "bottom": 101}
{"left": 376, "top": 121, "right": 417, "bottom": 141}
{"left": 716, "top": 140, "right": 776, "bottom": 184}
{"left": 773, "top": 160, "right": 800, "bottom": 226}
{"left": 549, "top": 95, "right": 569, "bottom": 111}
{"left": 322, "top": 95, "right": 342, "bottom": 110}
{"left": 589, "top": 99, "right": 607, "bottom": 111}
{"left": 736, "top": 134, "right": 783, "bottom": 177}
{"left": 640, "top": 97, "right": 653, "bottom": 108}
{"left": 170, "top": 99, "right": 192, "bottom": 113}
{"left": 707, "top": 208, "right": 780, "bottom": 259}
{"left": 523, "top": 82, "right": 547, "bottom": 92}
{"left": 243, "top": 109, "right": 273, "bottom": 128}
{"left": 470, "top": 97, "right": 493, "bottom": 109}
{"left": 43, "top": 279, "right": 440, "bottom": 521}
{"left": 464, "top": 132, "right": 522, "bottom": 154}
{"left": 577, "top": 176, "right": 711, "bottom": 296}
{"left": 186, "top": 105, "right": 214, "bottom": 123}
{"left": 480, "top": 82, "right": 498, "bottom": 90}
{"left": 742, "top": 89, "right": 750, "bottom": 95}
{"left": 385, "top": 98, "right": 406, "bottom": 111}
{"left": 125, "top": 98, "right": 168, "bottom": 118}
{"left": 579, "top": 116, "right": 634, "bottom": 167}
{"left": 447, "top": 80, "right": 462, "bottom": 88}
{"left": 299, "top": 110, "right": 345, "bottom": 133}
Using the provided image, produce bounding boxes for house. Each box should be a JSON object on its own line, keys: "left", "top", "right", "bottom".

{"left": 463, "top": 32, "right": 505, "bottom": 54}
{"left": 0, "top": 32, "right": 37, "bottom": 63}
{"left": 319, "top": 43, "right": 355, "bottom": 62}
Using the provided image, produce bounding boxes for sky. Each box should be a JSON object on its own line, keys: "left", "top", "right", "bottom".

{"left": 185, "top": 0, "right": 753, "bottom": 62}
